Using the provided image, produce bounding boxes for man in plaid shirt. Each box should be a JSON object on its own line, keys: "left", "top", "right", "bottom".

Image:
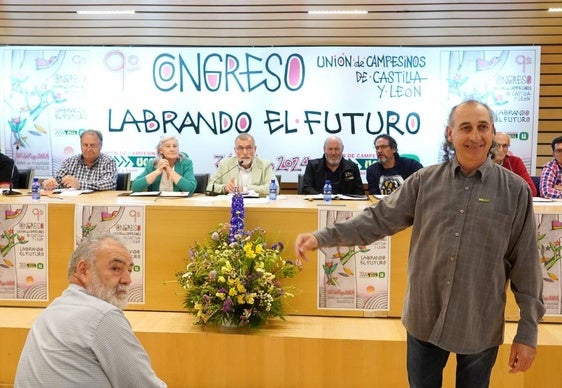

{"left": 43, "top": 129, "right": 116, "bottom": 191}
{"left": 539, "top": 135, "right": 562, "bottom": 199}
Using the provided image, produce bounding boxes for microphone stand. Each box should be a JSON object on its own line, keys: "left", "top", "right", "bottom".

{"left": 3, "top": 153, "right": 21, "bottom": 196}
{"left": 205, "top": 160, "right": 244, "bottom": 196}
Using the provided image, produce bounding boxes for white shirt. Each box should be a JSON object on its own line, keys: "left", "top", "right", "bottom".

{"left": 15, "top": 284, "right": 166, "bottom": 388}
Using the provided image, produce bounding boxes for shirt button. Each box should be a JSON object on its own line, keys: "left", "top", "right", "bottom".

{"left": 465, "top": 186, "right": 470, "bottom": 190}
{"left": 450, "top": 256, "right": 455, "bottom": 261}
{"left": 454, "top": 232, "right": 460, "bottom": 237}
{"left": 459, "top": 209, "right": 465, "bottom": 214}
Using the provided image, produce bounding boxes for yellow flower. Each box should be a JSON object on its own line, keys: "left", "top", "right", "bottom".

{"left": 216, "top": 292, "right": 225, "bottom": 300}
{"left": 243, "top": 242, "right": 256, "bottom": 258}
{"left": 236, "top": 283, "right": 246, "bottom": 293}
{"left": 229, "top": 287, "right": 237, "bottom": 296}
{"left": 255, "top": 244, "right": 264, "bottom": 254}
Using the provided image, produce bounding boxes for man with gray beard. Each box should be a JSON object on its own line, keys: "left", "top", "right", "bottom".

{"left": 15, "top": 234, "right": 166, "bottom": 388}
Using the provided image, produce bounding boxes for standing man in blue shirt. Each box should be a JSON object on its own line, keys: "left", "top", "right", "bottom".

{"left": 295, "top": 100, "right": 544, "bottom": 387}
{"left": 366, "top": 134, "right": 423, "bottom": 195}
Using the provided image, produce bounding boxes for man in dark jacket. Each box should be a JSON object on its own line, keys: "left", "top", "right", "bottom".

{"left": 301, "top": 136, "right": 364, "bottom": 195}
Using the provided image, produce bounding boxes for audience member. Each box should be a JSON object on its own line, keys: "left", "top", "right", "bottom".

{"left": 295, "top": 100, "right": 544, "bottom": 387}
{"left": 539, "top": 135, "right": 562, "bottom": 198}
{"left": 366, "top": 134, "right": 423, "bottom": 195}
{"left": 0, "top": 152, "right": 18, "bottom": 189}
{"left": 43, "top": 129, "right": 116, "bottom": 191}
{"left": 300, "top": 136, "right": 364, "bottom": 195}
{"left": 493, "top": 132, "right": 537, "bottom": 196}
{"left": 131, "top": 135, "right": 197, "bottom": 193}
{"left": 206, "top": 133, "right": 276, "bottom": 196}
{"left": 14, "top": 234, "right": 166, "bottom": 387}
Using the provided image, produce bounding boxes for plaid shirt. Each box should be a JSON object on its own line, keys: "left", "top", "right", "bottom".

{"left": 54, "top": 153, "right": 116, "bottom": 191}
{"left": 539, "top": 159, "right": 562, "bottom": 199}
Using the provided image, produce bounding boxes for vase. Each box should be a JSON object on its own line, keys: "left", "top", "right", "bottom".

{"left": 220, "top": 318, "right": 245, "bottom": 333}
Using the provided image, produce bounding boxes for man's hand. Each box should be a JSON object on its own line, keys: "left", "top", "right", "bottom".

{"left": 294, "top": 233, "right": 318, "bottom": 262}
{"left": 43, "top": 178, "right": 58, "bottom": 190}
{"left": 61, "top": 175, "right": 79, "bottom": 189}
{"left": 509, "top": 342, "right": 536, "bottom": 373}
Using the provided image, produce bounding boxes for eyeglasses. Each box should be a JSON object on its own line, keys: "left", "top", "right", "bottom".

{"left": 497, "top": 144, "right": 510, "bottom": 149}
{"left": 235, "top": 146, "right": 255, "bottom": 152}
{"left": 375, "top": 144, "right": 390, "bottom": 150}
{"left": 81, "top": 143, "right": 100, "bottom": 149}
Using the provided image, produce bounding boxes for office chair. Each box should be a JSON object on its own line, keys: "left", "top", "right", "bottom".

{"left": 116, "top": 172, "right": 131, "bottom": 191}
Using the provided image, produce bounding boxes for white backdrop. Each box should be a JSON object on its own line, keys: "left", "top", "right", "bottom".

{"left": 0, "top": 46, "right": 540, "bottom": 183}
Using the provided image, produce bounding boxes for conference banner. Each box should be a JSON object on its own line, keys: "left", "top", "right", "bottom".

{"left": 74, "top": 204, "right": 145, "bottom": 304}
{"left": 317, "top": 209, "right": 390, "bottom": 311}
{"left": 0, "top": 45, "right": 540, "bottom": 183}
{"left": 537, "top": 212, "right": 562, "bottom": 316}
{"left": 0, "top": 203, "right": 48, "bottom": 301}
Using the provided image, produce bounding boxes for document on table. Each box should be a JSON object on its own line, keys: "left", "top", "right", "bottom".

{"left": 52, "top": 189, "right": 94, "bottom": 197}
{"left": 128, "top": 191, "right": 191, "bottom": 197}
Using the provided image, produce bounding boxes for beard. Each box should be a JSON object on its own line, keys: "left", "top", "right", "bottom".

{"left": 87, "top": 270, "right": 129, "bottom": 310}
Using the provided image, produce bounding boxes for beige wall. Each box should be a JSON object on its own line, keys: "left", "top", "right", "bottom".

{"left": 1, "top": 0, "right": 560, "bottom": 174}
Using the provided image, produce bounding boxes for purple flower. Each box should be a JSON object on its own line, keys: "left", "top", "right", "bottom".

{"left": 222, "top": 297, "right": 234, "bottom": 313}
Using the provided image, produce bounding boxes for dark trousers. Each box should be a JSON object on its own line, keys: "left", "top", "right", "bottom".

{"left": 407, "top": 333, "right": 499, "bottom": 388}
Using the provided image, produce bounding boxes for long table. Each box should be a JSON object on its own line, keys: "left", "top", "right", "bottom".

{"left": 1, "top": 192, "right": 561, "bottom": 322}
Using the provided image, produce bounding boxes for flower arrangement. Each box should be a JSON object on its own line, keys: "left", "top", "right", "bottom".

{"left": 176, "top": 192, "right": 299, "bottom": 329}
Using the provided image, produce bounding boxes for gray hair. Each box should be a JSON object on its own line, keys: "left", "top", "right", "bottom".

{"left": 153, "top": 135, "right": 184, "bottom": 166}
{"left": 67, "top": 233, "right": 125, "bottom": 279}
{"left": 323, "top": 136, "right": 343, "bottom": 150}
{"left": 80, "top": 129, "right": 103, "bottom": 144}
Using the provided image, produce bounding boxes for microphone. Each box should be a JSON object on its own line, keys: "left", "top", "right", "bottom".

{"left": 3, "top": 148, "right": 21, "bottom": 196}
{"left": 205, "top": 159, "right": 244, "bottom": 196}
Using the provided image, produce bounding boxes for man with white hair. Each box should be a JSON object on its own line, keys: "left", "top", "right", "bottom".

{"left": 300, "top": 135, "right": 364, "bottom": 195}
{"left": 15, "top": 234, "right": 166, "bottom": 388}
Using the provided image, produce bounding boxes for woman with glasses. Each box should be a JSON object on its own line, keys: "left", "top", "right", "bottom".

{"left": 206, "top": 133, "right": 276, "bottom": 196}
{"left": 131, "top": 135, "right": 197, "bottom": 193}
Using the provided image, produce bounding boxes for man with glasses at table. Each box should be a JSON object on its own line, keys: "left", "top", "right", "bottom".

{"left": 43, "top": 129, "right": 117, "bottom": 191}
{"left": 366, "top": 134, "right": 423, "bottom": 195}
{"left": 539, "top": 135, "right": 562, "bottom": 198}
{"left": 206, "top": 133, "right": 276, "bottom": 196}
{"left": 492, "top": 132, "right": 537, "bottom": 196}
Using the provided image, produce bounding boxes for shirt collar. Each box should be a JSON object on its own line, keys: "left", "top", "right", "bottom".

{"left": 451, "top": 155, "right": 493, "bottom": 181}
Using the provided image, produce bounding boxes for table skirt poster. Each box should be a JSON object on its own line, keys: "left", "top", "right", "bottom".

{"left": 74, "top": 204, "right": 145, "bottom": 304}
{"left": 537, "top": 213, "right": 562, "bottom": 315}
{"left": 317, "top": 209, "right": 390, "bottom": 311}
{"left": 0, "top": 203, "right": 48, "bottom": 300}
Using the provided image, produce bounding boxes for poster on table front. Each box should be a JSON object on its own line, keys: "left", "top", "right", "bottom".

{"left": 317, "top": 209, "right": 390, "bottom": 311}
{"left": 0, "top": 46, "right": 540, "bottom": 184}
{"left": 0, "top": 203, "right": 48, "bottom": 301}
{"left": 74, "top": 204, "right": 145, "bottom": 304}
{"left": 536, "top": 213, "right": 562, "bottom": 316}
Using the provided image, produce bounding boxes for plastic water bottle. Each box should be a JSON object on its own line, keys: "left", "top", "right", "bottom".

{"left": 323, "top": 180, "right": 332, "bottom": 202}
{"left": 31, "top": 177, "right": 41, "bottom": 201}
{"left": 269, "top": 179, "right": 277, "bottom": 200}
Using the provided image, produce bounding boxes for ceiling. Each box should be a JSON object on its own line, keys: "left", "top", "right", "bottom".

{"left": 1, "top": 0, "right": 562, "bottom": 46}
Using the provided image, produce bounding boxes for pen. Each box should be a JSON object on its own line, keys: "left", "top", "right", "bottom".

{"left": 316, "top": 204, "right": 347, "bottom": 207}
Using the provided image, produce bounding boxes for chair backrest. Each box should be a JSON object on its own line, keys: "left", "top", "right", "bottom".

{"left": 194, "top": 173, "right": 210, "bottom": 194}
{"left": 276, "top": 174, "right": 282, "bottom": 186}
{"left": 16, "top": 168, "right": 34, "bottom": 190}
{"left": 531, "top": 176, "right": 540, "bottom": 196}
{"left": 297, "top": 174, "right": 304, "bottom": 194}
{"left": 116, "top": 172, "right": 131, "bottom": 191}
